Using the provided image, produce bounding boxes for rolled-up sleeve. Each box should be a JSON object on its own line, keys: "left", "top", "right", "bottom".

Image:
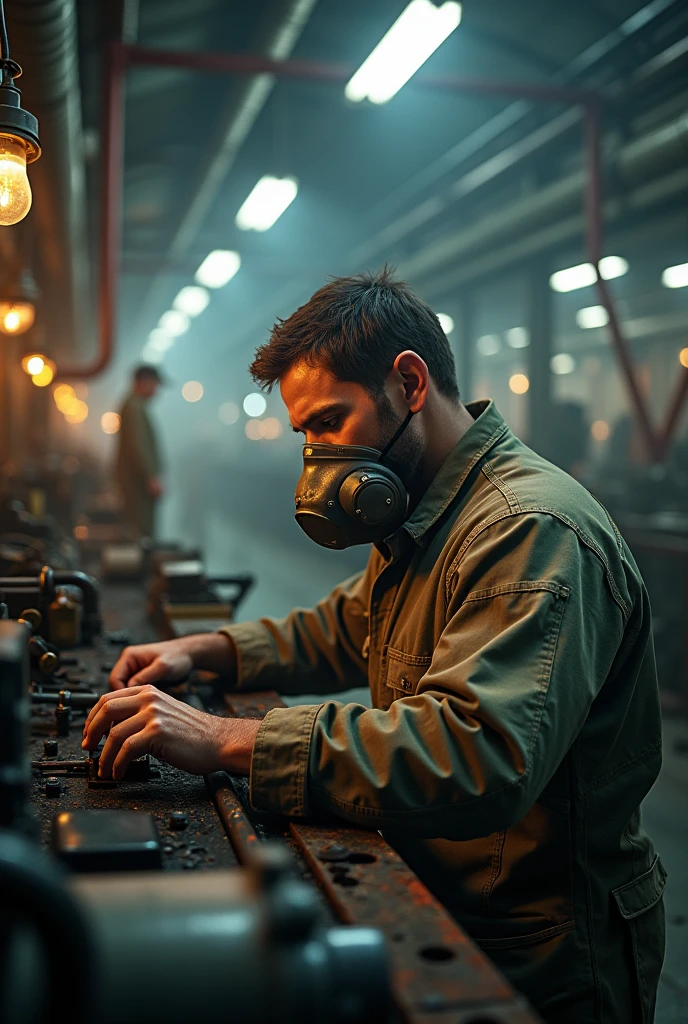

{"left": 249, "top": 514, "right": 626, "bottom": 837}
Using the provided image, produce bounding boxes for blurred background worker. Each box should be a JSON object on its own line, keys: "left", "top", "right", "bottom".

{"left": 115, "top": 365, "right": 164, "bottom": 539}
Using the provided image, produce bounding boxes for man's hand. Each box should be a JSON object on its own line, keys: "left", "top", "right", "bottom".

{"left": 82, "top": 685, "right": 261, "bottom": 780}
{"left": 109, "top": 633, "right": 237, "bottom": 689}
{"left": 147, "top": 476, "right": 164, "bottom": 499}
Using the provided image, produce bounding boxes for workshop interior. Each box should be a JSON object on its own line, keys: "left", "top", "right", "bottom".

{"left": 0, "top": 0, "right": 687, "bottom": 1022}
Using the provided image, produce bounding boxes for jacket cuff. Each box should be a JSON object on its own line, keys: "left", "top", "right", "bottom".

{"left": 249, "top": 704, "right": 321, "bottom": 818}
{"left": 217, "top": 621, "right": 277, "bottom": 690}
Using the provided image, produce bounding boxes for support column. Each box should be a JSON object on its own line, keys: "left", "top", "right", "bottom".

{"left": 527, "top": 259, "right": 554, "bottom": 455}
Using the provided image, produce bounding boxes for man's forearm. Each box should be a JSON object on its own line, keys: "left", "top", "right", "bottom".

{"left": 186, "top": 631, "right": 238, "bottom": 675}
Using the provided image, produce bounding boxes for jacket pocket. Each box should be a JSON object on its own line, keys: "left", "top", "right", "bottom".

{"left": 612, "top": 854, "right": 667, "bottom": 1024}
{"left": 384, "top": 648, "right": 431, "bottom": 698}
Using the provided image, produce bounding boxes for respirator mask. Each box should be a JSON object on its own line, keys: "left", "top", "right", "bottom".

{"left": 294, "top": 410, "right": 414, "bottom": 549}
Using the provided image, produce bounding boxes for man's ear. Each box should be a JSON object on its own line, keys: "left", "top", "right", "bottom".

{"left": 392, "top": 350, "right": 429, "bottom": 413}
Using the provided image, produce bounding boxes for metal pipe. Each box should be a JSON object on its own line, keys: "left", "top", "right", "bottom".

{"left": 56, "top": 41, "right": 125, "bottom": 380}
{"left": 656, "top": 363, "right": 688, "bottom": 462}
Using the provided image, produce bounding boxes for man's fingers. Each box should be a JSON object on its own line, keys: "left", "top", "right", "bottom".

{"left": 83, "top": 687, "right": 151, "bottom": 747}
{"left": 111, "top": 728, "right": 152, "bottom": 781}
{"left": 127, "top": 659, "right": 168, "bottom": 688}
{"left": 109, "top": 648, "right": 146, "bottom": 690}
{"left": 97, "top": 711, "right": 149, "bottom": 779}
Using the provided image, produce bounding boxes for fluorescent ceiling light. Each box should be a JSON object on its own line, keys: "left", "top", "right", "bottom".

{"left": 549, "top": 256, "right": 629, "bottom": 293}
{"left": 437, "top": 312, "right": 454, "bottom": 334}
{"left": 195, "top": 250, "right": 241, "bottom": 289}
{"left": 159, "top": 310, "right": 190, "bottom": 336}
{"left": 505, "top": 327, "right": 529, "bottom": 349}
{"left": 476, "top": 334, "right": 500, "bottom": 356}
{"left": 550, "top": 353, "right": 576, "bottom": 375}
{"left": 576, "top": 305, "right": 609, "bottom": 329}
{"left": 141, "top": 345, "right": 165, "bottom": 364}
{"left": 236, "top": 176, "right": 298, "bottom": 232}
{"left": 147, "top": 328, "right": 174, "bottom": 352}
{"left": 662, "top": 263, "right": 688, "bottom": 289}
{"left": 345, "top": 1, "right": 462, "bottom": 105}
{"left": 173, "top": 285, "right": 210, "bottom": 317}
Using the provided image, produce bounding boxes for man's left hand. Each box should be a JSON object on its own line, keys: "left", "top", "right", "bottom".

{"left": 81, "top": 685, "right": 261, "bottom": 780}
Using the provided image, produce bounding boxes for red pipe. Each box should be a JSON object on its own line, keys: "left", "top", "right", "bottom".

{"left": 656, "top": 361, "right": 688, "bottom": 461}
{"left": 56, "top": 41, "right": 125, "bottom": 380}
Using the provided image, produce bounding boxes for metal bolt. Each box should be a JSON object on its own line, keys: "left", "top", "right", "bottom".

{"left": 318, "top": 843, "right": 350, "bottom": 862}
{"left": 169, "top": 810, "right": 189, "bottom": 830}
{"left": 385, "top": 498, "right": 392, "bottom": 505}
{"left": 44, "top": 738, "right": 58, "bottom": 758}
{"left": 360, "top": 474, "right": 368, "bottom": 482}
{"left": 55, "top": 705, "right": 71, "bottom": 737}
{"left": 327, "top": 500, "right": 335, "bottom": 507}
{"left": 355, "top": 509, "right": 362, "bottom": 516}
{"left": 45, "top": 776, "right": 61, "bottom": 797}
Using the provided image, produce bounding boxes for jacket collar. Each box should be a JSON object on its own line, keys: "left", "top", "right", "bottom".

{"left": 397, "top": 399, "right": 509, "bottom": 548}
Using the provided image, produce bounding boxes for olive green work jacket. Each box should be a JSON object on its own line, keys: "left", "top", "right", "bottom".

{"left": 221, "top": 399, "right": 665, "bottom": 1024}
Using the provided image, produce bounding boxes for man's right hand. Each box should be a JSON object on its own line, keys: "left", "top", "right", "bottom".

{"left": 109, "top": 633, "right": 237, "bottom": 690}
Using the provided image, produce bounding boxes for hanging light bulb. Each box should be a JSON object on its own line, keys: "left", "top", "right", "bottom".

{"left": 0, "top": 268, "right": 38, "bottom": 334}
{"left": 0, "top": 7, "right": 41, "bottom": 227}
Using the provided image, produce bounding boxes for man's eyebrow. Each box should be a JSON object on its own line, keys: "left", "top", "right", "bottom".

{"left": 291, "top": 404, "right": 342, "bottom": 433}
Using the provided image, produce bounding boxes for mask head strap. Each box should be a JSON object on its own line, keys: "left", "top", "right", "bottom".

{"left": 380, "top": 409, "right": 414, "bottom": 461}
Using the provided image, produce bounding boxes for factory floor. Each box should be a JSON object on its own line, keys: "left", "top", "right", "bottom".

{"left": 176, "top": 505, "right": 688, "bottom": 1023}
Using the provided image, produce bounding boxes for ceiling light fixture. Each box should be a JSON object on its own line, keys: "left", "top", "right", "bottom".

{"left": 550, "top": 353, "right": 576, "bottom": 375}
{"left": 476, "top": 334, "right": 501, "bottom": 356}
{"left": 549, "top": 256, "right": 628, "bottom": 293}
{"left": 345, "top": 0, "right": 462, "bottom": 105}
{"left": 576, "top": 305, "right": 609, "bottom": 329}
{"left": 0, "top": 1, "right": 41, "bottom": 225}
{"left": 505, "top": 327, "right": 530, "bottom": 349}
{"left": 236, "top": 176, "right": 298, "bottom": 232}
{"left": 195, "top": 250, "right": 241, "bottom": 289}
{"left": 662, "top": 263, "right": 688, "bottom": 289}
{"left": 173, "top": 285, "right": 210, "bottom": 317}
{"left": 158, "top": 309, "right": 189, "bottom": 336}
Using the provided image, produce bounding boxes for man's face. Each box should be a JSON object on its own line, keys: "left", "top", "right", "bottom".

{"left": 281, "top": 360, "right": 425, "bottom": 493}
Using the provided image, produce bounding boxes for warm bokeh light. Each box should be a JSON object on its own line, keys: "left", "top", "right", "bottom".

{"left": 31, "top": 362, "right": 55, "bottom": 387}
{"left": 22, "top": 353, "right": 45, "bottom": 375}
{"left": 54, "top": 383, "right": 76, "bottom": 412}
{"left": 509, "top": 373, "right": 529, "bottom": 394}
{"left": 262, "top": 417, "right": 283, "bottom": 440}
{"left": 591, "top": 420, "right": 610, "bottom": 441}
{"left": 679, "top": 348, "right": 688, "bottom": 369}
{"left": 182, "top": 380, "right": 204, "bottom": 402}
{"left": 65, "top": 400, "right": 88, "bottom": 424}
{"left": 243, "top": 392, "right": 267, "bottom": 417}
{"left": 218, "top": 401, "right": 240, "bottom": 425}
{"left": 245, "top": 419, "right": 264, "bottom": 440}
{"left": 0, "top": 301, "right": 35, "bottom": 335}
{"left": 74, "top": 524, "right": 89, "bottom": 541}
{"left": 101, "top": 411, "right": 121, "bottom": 434}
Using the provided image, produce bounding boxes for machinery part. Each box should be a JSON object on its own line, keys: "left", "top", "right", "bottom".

{"left": 44, "top": 776, "right": 61, "bottom": 798}
{"left": 43, "top": 738, "right": 57, "bottom": 758}
{"left": 30, "top": 689, "right": 98, "bottom": 709}
{"left": 168, "top": 809, "right": 189, "bottom": 830}
{"left": 0, "top": 621, "right": 31, "bottom": 830}
{"left": 55, "top": 693, "right": 71, "bottom": 736}
{"left": 52, "top": 809, "right": 163, "bottom": 871}
{"left": 0, "top": 829, "right": 94, "bottom": 1024}
{"left": 0, "top": 565, "right": 101, "bottom": 645}
{"left": 0, "top": 836, "right": 390, "bottom": 1024}
{"left": 17, "top": 616, "right": 60, "bottom": 674}
{"left": 207, "top": 771, "right": 260, "bottom": 863}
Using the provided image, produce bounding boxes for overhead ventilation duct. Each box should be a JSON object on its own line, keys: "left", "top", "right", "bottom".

{"left": 3, "top": 0, "right": 89, "bottom": 361}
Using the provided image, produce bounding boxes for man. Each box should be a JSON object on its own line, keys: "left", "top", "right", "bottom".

{"left": 84, "top": 270, "right": 665, "bottom": 1023}
{"left": 115, "top": 364, "right": 164, "bottom": 539}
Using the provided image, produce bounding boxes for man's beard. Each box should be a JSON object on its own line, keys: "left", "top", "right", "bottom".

{"left": 374, "top": 393, "right": 425, "bottom": 497}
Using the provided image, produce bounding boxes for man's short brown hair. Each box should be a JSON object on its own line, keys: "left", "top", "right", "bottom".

{"left": 249, "top": 267, "right": 459, "bottom": 401}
